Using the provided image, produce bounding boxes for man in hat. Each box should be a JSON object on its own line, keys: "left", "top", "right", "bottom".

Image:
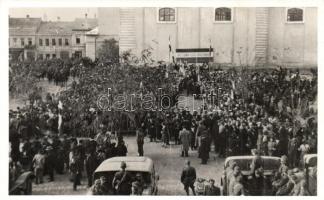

{"left": 112, "top": 161, "right": 132, "bottom": 195}
{"left": 249, "top": 149, "right": 262, "bottom": 176}
{"left": 204, "top": 179, "right": 220, "bottom": 196}
{"left": 180, "top": 160, "right": 196, "bottom": 195}
{"left": 136, "top": 128, "right": 145, "bottom": 156}
{"left": 45, "top": 145, "right": 55, "bottom": 182}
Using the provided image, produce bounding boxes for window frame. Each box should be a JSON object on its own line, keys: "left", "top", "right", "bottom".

{"left": 28, "top": 38, "right": 32, "bottom": 46}
{"left": 45, "top": 38, "right": 50, "bottom": 46}
{"left": 286, "top": 7, "right": 305, "bottom": 24}
{"left": 39, "top": 38, "right": 43, "bottom": 46}
{"left": 20, "top": 38, "right": 25, "bottom": 46}
{"left": 58, "top": 38, "right": 62, "bottom": 46}
{"left": 52, "top": 38, "right": 56, "bottom": 46}
{"left": 214, "top": 7, "right": 233, "bottom": 24}
{"left": 76, "top": 37, "right": 81, "bottom": 44}
{"left": 65, "top": 38, "right": 69, "bottom": 46}
{"left": 157, "top": 7, "right": 177, "bottom": 24}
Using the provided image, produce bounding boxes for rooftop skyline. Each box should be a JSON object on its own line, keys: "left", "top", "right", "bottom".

{"left": 9, "top": 8, "right": 98, "bottom": 21}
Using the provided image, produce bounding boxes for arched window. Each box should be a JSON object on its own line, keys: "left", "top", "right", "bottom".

{"left": 215, "top": 7, "right": 232, "bottom": 21}
{"left": 287, "top": 8, "right": 303, "bottom": 22}
{"left": 158, "top": 8, "right": 175, "bottom": 22}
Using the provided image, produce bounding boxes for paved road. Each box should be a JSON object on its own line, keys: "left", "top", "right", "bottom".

{"left": 33, "top": 136, "right": 225, "bottom": 195}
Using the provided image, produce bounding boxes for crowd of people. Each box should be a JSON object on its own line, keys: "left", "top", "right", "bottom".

{"left": 9, "top": 56, "right": 317, "bottom": 195}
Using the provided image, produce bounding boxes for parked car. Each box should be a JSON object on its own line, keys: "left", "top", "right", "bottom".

{"left": 91, "top": 156, "right": 159, "bottom": 195}
{"left": 9, "top": 171, "right": 34, "bottom": 195}
{"left": 221, "top": 155, "right": 280, "bottom": 195}
{"left": 304, "top": 154, "right": 317, "bottom": 195}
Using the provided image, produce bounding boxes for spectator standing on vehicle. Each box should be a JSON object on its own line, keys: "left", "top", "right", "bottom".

{"left": 112, "top": 161, "right": 132, "bottom": 195}
{"left": 204, "top": 179, "right": 220, "bottom": 195}
{"left": 181, "top": 160, "right": 196, "bottom": 195}
{"left": 136, "top": 128, "right": 145, "bottom": 156}
{"left": 32, "top": 149, "right": 45, "bottom": 184}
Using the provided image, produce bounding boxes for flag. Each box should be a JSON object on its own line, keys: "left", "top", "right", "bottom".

{"left": 168, "top": 35, "right": 172, "bottom": 53}
{"left": 209, "top": 39, "right": 212, "bottom": 57}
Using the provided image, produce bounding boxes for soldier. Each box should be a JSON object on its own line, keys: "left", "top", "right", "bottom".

{"left": 112, "top": 161, "right": 132, "bottom": 195}
{"left": 180, "top": 160, "right": 196, "bottom": 195}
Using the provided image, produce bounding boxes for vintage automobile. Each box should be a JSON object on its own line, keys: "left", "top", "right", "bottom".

{"left": 221, "top": 155, "right": 281, "bottom": 196}
{"left": 9, "top": 171, "right": 34, "bottom": 195}
{"left": 91, "top": 156, "right": 159, "bottom": 195}
{"left": 304, "top": 154, "right": 317, "bottom": 195}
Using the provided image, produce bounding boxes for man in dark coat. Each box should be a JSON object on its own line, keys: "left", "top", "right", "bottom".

{"left": 204, "top": 179, "right": 220, "bottom": 195}
{"left": 85, "top": 151, "right": 99, "bottom": 187}
{"left": 181, "top": 160, "right": 196, "bottom": 195}
{"left": 136, "top": 128, "right": 145, "bottom": 156}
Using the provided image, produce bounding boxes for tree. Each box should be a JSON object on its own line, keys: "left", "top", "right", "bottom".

{"left": 97, "top": 39, "right": 119, "bottom": 63}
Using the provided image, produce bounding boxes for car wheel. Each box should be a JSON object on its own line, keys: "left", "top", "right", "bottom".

{"left": 25, "top": 179, "right": 32, "bottom": 195}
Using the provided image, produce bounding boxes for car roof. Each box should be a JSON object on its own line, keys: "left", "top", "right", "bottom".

{"left": 94, "top": 156, "right": 154, "bottom": 173}
{"left": 224, "top": 155, "right": 280, "bottom": 170}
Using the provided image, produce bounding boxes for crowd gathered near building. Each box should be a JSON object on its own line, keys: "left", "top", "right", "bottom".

{"left": 9, "top": 55, "right": 317, "bottom": 195}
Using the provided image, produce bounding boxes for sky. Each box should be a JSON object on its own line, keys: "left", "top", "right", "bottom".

{"left": 9, "top": 8, "right": 98, "bottom": 21}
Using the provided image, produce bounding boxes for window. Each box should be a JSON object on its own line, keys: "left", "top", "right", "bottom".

{"left": 38, "top": 54, "right": 43, "bottom": 60}
{"left": 65, "top": 38, "right": 69, "bottom": 46}
{"left": 28, "top": 38, "right": 32, "bottom": 46}
{"left": 20, "top": 38, "right": 25, "bottom": 46}
{"left": 76, "top": 37, "right": 81, "bottom": 44}
{"left": 158, "top": 8, "right": 176, "bottom": 22}
{"left": 46, "top": 54, "right": 50, "bottom": 59}
{"left": 58, "top": 38, "right": 62, "bottom": 46}
{"left": 52, "top": 54, "right": 56, "bottom": 58}
{"left": 52, "top": 38, "right": 56, "bottom": 46}
{"left": 215, "top": 7, "right": 232, "bottom": 21}
{"left": 39, "top": 39, "right": 43, "bottom": 46}
{"left": 287, "top": 8, "right": 303, "bottom": 22}
{"left": 13, "top": 38, "right": 17, "bottom": 44}
{"left": 45, "top": 39, "right": 49, "bottom": 46}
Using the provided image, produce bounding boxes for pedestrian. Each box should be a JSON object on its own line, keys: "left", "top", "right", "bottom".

{"left": 136, "top": 128, "right": 145, "bottom": 156}
{"left": 45, "top": 146, "right": 55, "bottom": 182}
{"left": 179, "top": 124, "right": 191, "bottom": 157}
{"left": 32, "top": 149, "right": 45, "bottom": 184}
{"left": 69, "top": 149, "right": 82, "bottom": 191}
{"left": 85, "top": 151, "right": 99, "bottom": 187}
{"left": 180, "top": 160, "right": 196, "bottom": 195}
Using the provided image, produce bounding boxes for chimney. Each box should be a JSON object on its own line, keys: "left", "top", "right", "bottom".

{"left": 57, "top": 16, "right": 60, "bottom": 21}
{"left": 26, "top": 14, "right": 30, "bottom": 18}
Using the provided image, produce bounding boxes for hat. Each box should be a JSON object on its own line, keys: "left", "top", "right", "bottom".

{"left": 121, "top": 161, "right": 127, "bottom": 169}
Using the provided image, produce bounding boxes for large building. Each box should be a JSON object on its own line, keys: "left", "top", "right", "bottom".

{"left": 9, "top": 15, "right": 97, "bottom": 61}
{"left": 91, "top": 7, "right": 317, "bottom": 67}
{"left": 9, "top": 15, "right": 41, "bottom": 61}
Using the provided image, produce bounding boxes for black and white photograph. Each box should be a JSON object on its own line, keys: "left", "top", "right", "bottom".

{"left": 6, "top": 4, "right": 319, "bottom": 196}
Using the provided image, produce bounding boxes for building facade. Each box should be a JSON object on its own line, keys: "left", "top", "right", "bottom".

{"left": 94, "top": 7, "right": 317, "bottom": 67}
{"left": 9, "top": 15, "right": 97, "bottom": 61}
{"left": 9, "top": 16, "right": 41, "bottom": 61}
